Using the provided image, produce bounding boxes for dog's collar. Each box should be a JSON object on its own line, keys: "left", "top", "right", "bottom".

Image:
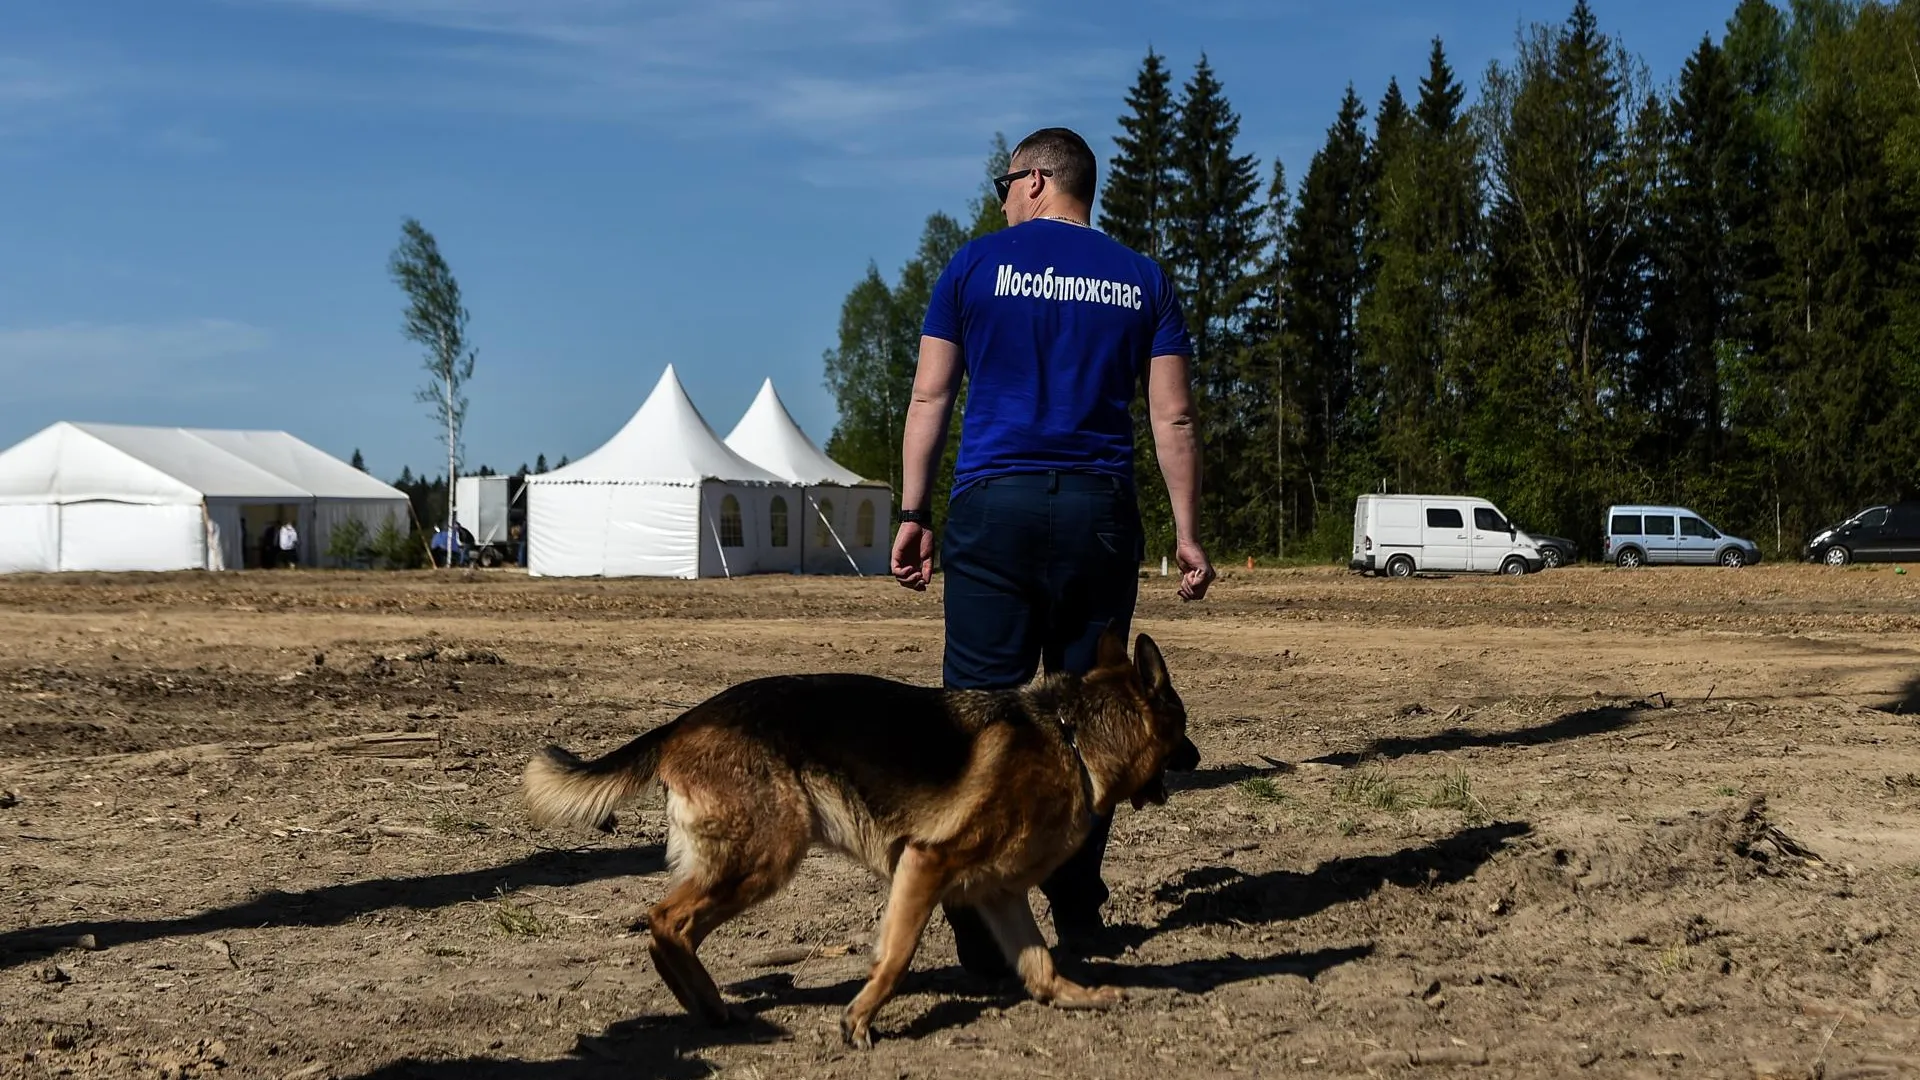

{"left": 1053, "top": 716, "right": 1098, "bottom": 815}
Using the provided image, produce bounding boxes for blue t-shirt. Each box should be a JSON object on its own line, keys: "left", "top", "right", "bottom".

{"left": 921, "top": 219, "right": 1191, "bottom": 493}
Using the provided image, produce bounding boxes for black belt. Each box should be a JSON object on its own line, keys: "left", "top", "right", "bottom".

{"left": 975, "top": 470, "right": 1128, "bottom": 494}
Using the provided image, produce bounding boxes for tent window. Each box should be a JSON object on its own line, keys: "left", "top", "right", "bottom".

{"left": 719, "top": 494, "right": 744, "bottom": 548}
{"left": 813, "top": 498, "right": 835, "bottom": 548}
{"left": 856, "top": 500, "right": 875, "bottom": 547}
{"left": 770, "top": 496, "right": 789, "bottom": 548}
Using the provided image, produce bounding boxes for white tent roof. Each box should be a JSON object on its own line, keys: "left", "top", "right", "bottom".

{"left": 533, "top": 365, "right": 785, "bottom": 486}
{"left": 0, "top": 423, "right": 206, "bottom": 505}
{"left": 0, "top": 421, "right": 406, "bottom": 504}
{"left": 185, "top": 429, "right": 404, "bottom": 501}
{"left": 74, "top": 423, "right": 312, "bottom": 499}
{"left": 724, "top": 379, "right": 875, "bottom": 487}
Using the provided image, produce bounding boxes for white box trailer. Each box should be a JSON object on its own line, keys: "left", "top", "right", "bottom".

{"left": 452, "top": 476, "right": 520, "bottom": 566}
{"left": 1351, "top": 494, "right": 1544, "bottom": 577}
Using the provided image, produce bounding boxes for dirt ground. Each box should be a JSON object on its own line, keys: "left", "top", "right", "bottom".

{"left": 3, "top": 563, "right": 1918, "bottom": 1080}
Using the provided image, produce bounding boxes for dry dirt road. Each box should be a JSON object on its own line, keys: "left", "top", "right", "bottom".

{"left": 2, "top": 564, "right": 1917, "bottom": 1079}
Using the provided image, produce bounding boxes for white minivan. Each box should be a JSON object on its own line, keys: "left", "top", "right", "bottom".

{"left": 1350, "top": 494, "right": 1545, "bottom": 577}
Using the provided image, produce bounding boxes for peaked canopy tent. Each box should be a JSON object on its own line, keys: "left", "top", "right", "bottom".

{"left": 525, "top": 366, "right": 798, "bottom": 578}
{"left": 0, "top": 422, "right": 410, "bottom": 573}
{"left": 724, "top": 379, "right": 893, "bottom": 576}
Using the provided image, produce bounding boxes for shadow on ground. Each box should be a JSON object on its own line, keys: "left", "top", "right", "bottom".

{"left": 0, "top": 843, "right": 664, "bottom": 971}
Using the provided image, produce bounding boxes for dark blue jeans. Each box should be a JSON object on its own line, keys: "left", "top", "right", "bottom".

{"left": 943, "top": 470, "right": 1141, "bottom": 924}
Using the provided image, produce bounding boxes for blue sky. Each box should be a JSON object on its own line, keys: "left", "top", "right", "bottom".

{"left": 1, "top": 0, "right": 1721, "bottom": 481}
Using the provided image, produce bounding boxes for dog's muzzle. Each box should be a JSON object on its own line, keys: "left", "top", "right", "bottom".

{"left": 1131, "top": 736, "right": 1202, "bottom": 809}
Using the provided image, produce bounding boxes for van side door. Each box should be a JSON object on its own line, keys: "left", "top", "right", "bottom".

{"left": 1641, "top": 513, "right": 1678, "bottom": 564}
{"left": 1677, "top": 515, "right": 1718, "bottom": 564}
{"left": 1471, "top": 506, "right": 1513, "bottom": 572}
{"left": 1422, "top": 504, "right": 1470, "bottom": 571}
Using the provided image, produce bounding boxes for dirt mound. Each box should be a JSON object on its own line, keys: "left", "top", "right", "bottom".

{"left": 1517, "top": 796, "right": 1824, "bottom": 899}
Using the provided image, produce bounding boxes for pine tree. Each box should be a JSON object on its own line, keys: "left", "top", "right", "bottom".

{"left": 1166, "top": 56, "right": 1265, "bottom": 373}
{"left": 968, "top": 134, "right": 1012, "bottom": 240}
{"left": 1479, "top": 0, "right": 1653, "bottom": 539}
{"left": 535, "top": 453, "right": 549, "bottom": 473}
{"left": 1163, "top": 55, "right": 1266, "bottom": 552}
{"left": 350, "top": 448, "right": 366, "bottom": 472}
{"left": 1282, "top": 85, "right": 1369, "bottom": 548}
{"left": 1100, "top": 49, "right": 1178, "bottom": 260}
{"left": 1360, "top": 49, "right": 1480, "bottom": 498}
{"left": 1665, "top": 37, "right": 1741, "bottom": 467}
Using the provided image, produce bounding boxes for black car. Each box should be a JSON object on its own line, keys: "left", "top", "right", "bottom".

{"left": 1805, "top": 503, "right": 1920, "bottom": 565}
{"left": 1525, "top": 532, "right": 1579, "bottom": 569}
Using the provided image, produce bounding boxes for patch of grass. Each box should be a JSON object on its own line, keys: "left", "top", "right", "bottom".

{"left": 1335, "top": 817, "right": 1360, "bottom": 837}
{"left": 1335, "top": 769, "right": 1410, "bottom": 812}
{"left": 1237, "top": 777, "right": 1290, "bottom": 804}
{"left": 1712, "top": 785, "right": 1739, "bottom": 797}
{"left": 1657, "top": 944, "right": 1693, "bottom": 973}
{"left": 1424, "top": 769, "right": 1484, "bottom": 818}
{"left": 432, "top": 811, "right": 491, "bottom": 835}
{"left": 490, "top": 890, "right": 547, "bottom": 937}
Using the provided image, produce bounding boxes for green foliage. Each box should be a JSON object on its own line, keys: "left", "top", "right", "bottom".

{"left": 325, "top": 518, "right": 371, "bottom": 567}
{"left": 370, "top": 518, "right": 423, "bottom": 570}
{"left": 390, "top": 217, "right": 476, "bottom": 546}
{"left": 823, "top": 2, "right": 1920, "bottom": 564}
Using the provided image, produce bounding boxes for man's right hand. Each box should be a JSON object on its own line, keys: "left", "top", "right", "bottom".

{"left": 891, "top": 523, "right": 936, "bottom": 591}
{"left": 1175, "top": 538, "right": 1215, "bottom": 602}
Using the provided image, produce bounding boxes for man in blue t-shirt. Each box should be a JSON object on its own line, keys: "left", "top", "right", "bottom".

{"left": 891, "top": 126, "right": 1215, "bottom": 975}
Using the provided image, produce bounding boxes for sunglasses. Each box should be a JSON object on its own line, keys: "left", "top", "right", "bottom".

{"left": 993, "top": 167, "right": 1053, "bottom": 204}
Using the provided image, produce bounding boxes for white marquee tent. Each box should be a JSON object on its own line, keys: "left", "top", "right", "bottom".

{"left": 0, "top": 422, "right": 409, "bottom": 573}
{"left": 524, "top": 366, "right": 798, "bottom": 578}
{"left": 724, "top": 379, "right": 893, "bottom": 576}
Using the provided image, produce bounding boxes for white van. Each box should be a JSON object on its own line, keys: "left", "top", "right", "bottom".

{"left": 1350, "top": 494, "right": 1544, "bottom": 577}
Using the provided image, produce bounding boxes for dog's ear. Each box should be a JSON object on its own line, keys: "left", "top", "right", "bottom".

{"left": 1133, "top": 633, "right": 1170, "bottom": 698}
{"left": 1096, "top": 621, "right": 1130, "bottom": 670}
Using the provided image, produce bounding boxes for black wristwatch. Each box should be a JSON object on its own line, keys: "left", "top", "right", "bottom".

{"left": 898, "top": 508, "right": 933, "bottom": 526}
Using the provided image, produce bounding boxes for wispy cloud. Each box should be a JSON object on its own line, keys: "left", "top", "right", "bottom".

{"left": 0, "top": 319, "right": 270, "bottom": 401}
{"left": 0, "top": 55, "right": 106, "bottom": 142}
{"left": 202, "top": 0, "right": 1123, "bottom": 163}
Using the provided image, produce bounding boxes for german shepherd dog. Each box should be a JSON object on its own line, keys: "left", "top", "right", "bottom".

{"left": 522, "top": 629, "right": 1198, "bottom": 1048}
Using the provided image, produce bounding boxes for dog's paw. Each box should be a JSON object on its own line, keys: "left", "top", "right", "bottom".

{"left": 839, "top": 1012, "right": 875, "bottom": 1051}
{"left": 1050, "top": 982, "right": 1125, "bottom": 1010}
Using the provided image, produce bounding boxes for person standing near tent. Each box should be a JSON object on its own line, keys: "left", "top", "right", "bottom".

{"left": 259, "top": 520, "right": 279, "bottom": 570}
{"left": 277, "top": 519, "right": 299, "bottom": 568}
{"left": 889, "top": 127, "right": 1215, "bottom": 974}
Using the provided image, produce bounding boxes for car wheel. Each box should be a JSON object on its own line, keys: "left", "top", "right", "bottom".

{"left": 1823, "top": 546, "right": 1850, "bottom": 567}
{"left": 478, "top": 547, "right": 502, "bottom": 569}
{"left": 1501, "top": 557, "right": 1528, "bottom": 576}
{"left": 1719, "top": 547, "right": 1747, "bottom": 568}
{"left": 1615, "top": 547, "right": 1644, "bottom": 569}
{"left": 1541, "top": 547, "right": 1564, "bottom": 569}
{"left": 1386, "top": 555, "right": 1415, "bottom": 579}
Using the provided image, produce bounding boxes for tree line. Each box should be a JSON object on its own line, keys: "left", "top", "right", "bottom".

{"left": 823, "top": 0, "right": 1920, "bottom": 561}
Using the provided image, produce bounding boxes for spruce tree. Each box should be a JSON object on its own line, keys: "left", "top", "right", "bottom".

{"left": 1282, "top": 85, "right": 1369, "bottom": 546}
{"left": 1164, "top": 55, "right": 1265, "bottom": 551}
{"left": 1100, "top": 50, "right": 1178, "bottom": 259}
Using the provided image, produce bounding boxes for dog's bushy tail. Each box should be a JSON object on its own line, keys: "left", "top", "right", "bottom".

{"left": 523, "top": 728, "right": 668, "bottom": 832}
